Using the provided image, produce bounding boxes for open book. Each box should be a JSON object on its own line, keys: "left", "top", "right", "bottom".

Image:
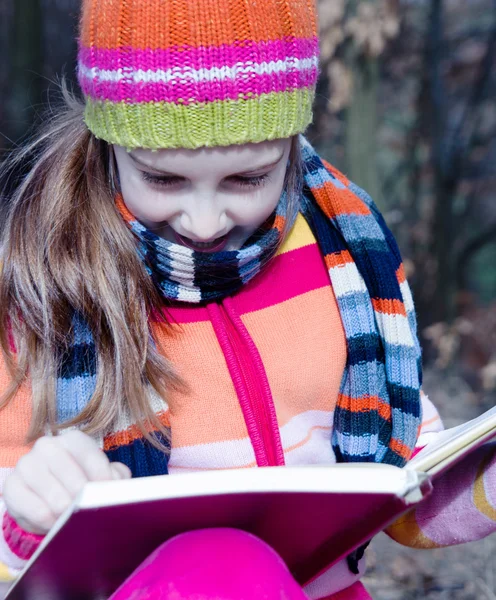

{"left": 6, "top": 406, "right": 496, "bottom": 600}
{"left": 410, "top": 405, "right": 496, "bottom": 476}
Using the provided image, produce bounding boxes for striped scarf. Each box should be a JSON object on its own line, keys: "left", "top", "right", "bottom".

{"left": 58, "top": 137, "right": 422, "bottom": 471}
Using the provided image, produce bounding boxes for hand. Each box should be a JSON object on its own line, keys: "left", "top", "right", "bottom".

{"left": 3, "top": 430, "right": 131, "bottom": 535}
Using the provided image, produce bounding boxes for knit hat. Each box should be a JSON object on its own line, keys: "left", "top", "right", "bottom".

{"left": 77, "top": 0, "right": 320, "bottom": 150}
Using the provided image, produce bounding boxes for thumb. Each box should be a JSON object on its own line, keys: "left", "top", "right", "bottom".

{"left": 110, "top": 462, "right": 132, "bottom": 480}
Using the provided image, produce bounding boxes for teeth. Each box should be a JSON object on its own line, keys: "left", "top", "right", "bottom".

{"left": 193, "top": 240, "right": 220, "bottom": 248}
{"left": 188, "top": 236, "right": 226, "bottom": 248}
{"left": 175, "top": 232, "right": 227, "bottom": 250}
{"left": 193, "top": 242, "right": 218, "bottom": 248}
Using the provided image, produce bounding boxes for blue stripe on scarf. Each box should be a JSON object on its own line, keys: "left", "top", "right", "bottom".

{"left": 346, "top": 336, "right": 384, "bottom": 365}
{"left": 385, "top": 344, "right": 421, "bottom": 387}
{"left": 335, "top": 214, "right": 389, "bottom": 243}
{"left": 59, "top": 345, "right": 96, "bottom": 379}
{"left": 388, "top": 383, "right": 422, "bottom": 416}
{"left": 338, "top": 294, "right": 378, "bottom": 335}
{"left": 305, "top": 169, "right": 347, "bottom": 191}
{"left": 57, "top": 375, "right": 97, "bottom": 422}
{"left": 348, "top": 362, "right": 387, "bottom": 393}
{"left": 105, "top": 435, "right": 170, "bottom": 478}
{"left": 160, "top": 279, "right": 181, "bottom": 300}
{"left": 333, "top": 432, "right": 378, "bottom": 460}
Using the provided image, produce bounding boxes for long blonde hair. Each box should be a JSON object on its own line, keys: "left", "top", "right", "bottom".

{"left": 0, "top": 86, "right": 302, "bottom": 448}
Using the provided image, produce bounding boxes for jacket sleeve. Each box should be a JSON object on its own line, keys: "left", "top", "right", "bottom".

{"left": 0, "top": 353, "right": 42, "bottom": 581}
{"left": 386, "top": 395, "right": 496, "bottom": 549}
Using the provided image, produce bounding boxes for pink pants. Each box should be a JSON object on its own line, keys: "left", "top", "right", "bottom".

{"left": 109, "top": 528, "right": 372, "bottom": 600}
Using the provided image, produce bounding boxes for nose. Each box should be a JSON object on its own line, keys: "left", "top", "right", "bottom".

{"left": 179, "top": 197, "right": 228, "bottom": 242}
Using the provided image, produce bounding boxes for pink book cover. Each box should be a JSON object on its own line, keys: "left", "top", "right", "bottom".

{"left": 4, "top": 465, "right": 432, "bottom": 600}
{"left": 7, "top": 406, "right": 496, "bottom": 599}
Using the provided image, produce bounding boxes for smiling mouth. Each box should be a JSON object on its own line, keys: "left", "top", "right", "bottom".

{"left": 174, "top": 232, "right": 229, "bottom": 253}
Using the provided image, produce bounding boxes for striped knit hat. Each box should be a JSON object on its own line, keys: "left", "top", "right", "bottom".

{"left": 77, "top": 0, "right": 320, "bottom": 150}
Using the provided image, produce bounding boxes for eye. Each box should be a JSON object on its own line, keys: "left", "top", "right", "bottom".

{"left": 141, "top": 172, "right": 184, "bottom": 188}
{"left": 228, "top": 174, "right": 271, "bottom": 188}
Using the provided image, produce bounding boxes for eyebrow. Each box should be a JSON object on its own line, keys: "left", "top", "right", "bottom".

{"left": 128, "top": 152, "right": 285, "bottom": 175}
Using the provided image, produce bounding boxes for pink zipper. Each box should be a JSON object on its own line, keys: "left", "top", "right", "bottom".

{"left": 207, "top": 299, "right": 285, "bottom": 467}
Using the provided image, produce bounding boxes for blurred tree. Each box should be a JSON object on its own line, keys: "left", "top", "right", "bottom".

{"left": 313, "top": 0, "right": 400, "bottom": 209}
{"left": 0, "top": 0, "right": 494, "bottom": 380}
{"left": 0, "top": 0, "right": 79, "bottom": 151}
{"left": 410, "top": 0, "right": 496, "bottom": 326}
{"left": 313, "top": 0, "right": 496, "bottom": 333}
{"left": 6, "top": 0, "right": 44, "bottom": 143}
{"left": 344, "top": 0, "right": 400, "bottom": 206}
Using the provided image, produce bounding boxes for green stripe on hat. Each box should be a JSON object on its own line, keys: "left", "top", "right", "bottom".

{"left": 84, "top": 89, "right": 315, "bottom": 150}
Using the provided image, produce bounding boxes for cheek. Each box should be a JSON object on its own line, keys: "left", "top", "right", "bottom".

{"left": 259, "top": 189, "right": 283, "bottom": 220}
{"left": 120, "top": 177, "right": 171, "bottom": 224}
{"left": 233, "top": 180, "right": 285, "bottom": 226}
{"left": 231, "top": 196, "right": 276, "bottom": 227}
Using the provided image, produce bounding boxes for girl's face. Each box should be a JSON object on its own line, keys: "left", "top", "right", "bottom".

{"left": 113, "top": 138, "right": 292, "bottom": 252}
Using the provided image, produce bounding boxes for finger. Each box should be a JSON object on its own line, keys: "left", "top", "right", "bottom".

{"left": 110, "top": 463, "right": 132, "bottom": 480}
{"left": 15, "top": 455, "right": 74, "bottom": 518}
{"left": 3, "top": 474, "right": 57, "bottom": 535}
{"left": 57, "top": 431, "right": 114, "bottom": 482}
{"left": 32, "top": 437, "right": 88, "bottom": 498}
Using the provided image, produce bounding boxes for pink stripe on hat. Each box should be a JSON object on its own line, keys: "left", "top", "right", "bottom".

{"left": 79, "top": 66, "right": 319, "bottom": 105}
{"left": 78, "top": 37, "right": 320, "bottom": 73}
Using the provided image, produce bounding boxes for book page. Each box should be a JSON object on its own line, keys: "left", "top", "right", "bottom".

{"left": 77, "top": 464, "right": 418, "bottom": 509}
{"left": 409, "top": 406, "right": 496, "bottom": 476}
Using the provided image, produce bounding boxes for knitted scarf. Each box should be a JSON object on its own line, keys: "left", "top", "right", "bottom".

{"left": 58, "top": 137, "right": 422, "bottom": 472}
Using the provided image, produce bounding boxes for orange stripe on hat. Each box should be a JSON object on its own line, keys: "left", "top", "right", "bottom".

{"left": 80, "top": 0, "right": 317, "bottom": 50}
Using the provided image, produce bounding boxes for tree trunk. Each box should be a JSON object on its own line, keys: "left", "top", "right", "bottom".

{"left": 427, "top": 0, "right": 457, "bottom": 325}
{"left": 343, "top": 0, "right": 382, "bottom": 208}
{"left": 345, "top": 53, "right": 381, "bottom": 207}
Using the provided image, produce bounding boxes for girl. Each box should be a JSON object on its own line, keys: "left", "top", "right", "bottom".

{"left": 1, "top": 1, "right": 495, "bottom": 598}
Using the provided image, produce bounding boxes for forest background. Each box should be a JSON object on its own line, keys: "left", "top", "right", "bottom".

{"left": 0, "top": 0, "right": 495, "bottom": 597}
